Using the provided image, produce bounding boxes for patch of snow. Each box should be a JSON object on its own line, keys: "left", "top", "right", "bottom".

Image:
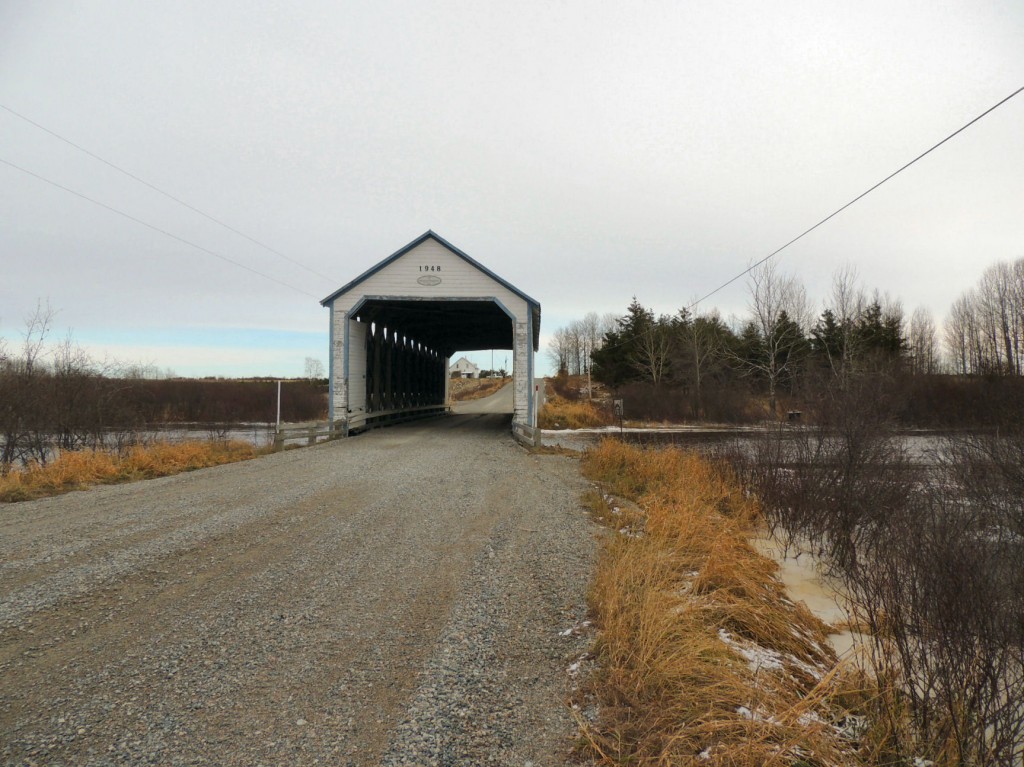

{"left": 719, "top": 628, "right": 784, "bottom": 672}
{"left": 797, "top": 710, "right": 824, "bottom": 726}
{"left": 736, "top": 705, "right": 780, "bottom": 725}
{"left": 787, "top": 653, "right": 825, "bottom": 681}
{"left": 745, "top": 647, "right": 782, "bottom": 671}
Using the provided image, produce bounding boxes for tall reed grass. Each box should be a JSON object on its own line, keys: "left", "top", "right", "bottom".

{"left": 0, "top": 440, "right": 263, "bottom": 502}
{"left": 578, "top": 439, "right": 862, "bottom": 766}
{"left": 538, "top": 396, "right": 611, "bottom": 429}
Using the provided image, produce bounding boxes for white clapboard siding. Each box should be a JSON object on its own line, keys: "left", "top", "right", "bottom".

{"left": 330, "top": 239, "right": 529, "bottom": 321}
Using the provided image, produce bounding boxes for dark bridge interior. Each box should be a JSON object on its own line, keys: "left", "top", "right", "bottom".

{"left": 352, "top": 299, "right": 515, "bottom": 357}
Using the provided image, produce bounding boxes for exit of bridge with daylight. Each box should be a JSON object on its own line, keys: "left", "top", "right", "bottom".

{"left": 3, "top": 4, "right": 1024, "bottom": 766}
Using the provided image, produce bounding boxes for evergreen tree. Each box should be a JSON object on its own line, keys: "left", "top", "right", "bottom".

{"left": 857, "top": 301, "right": 906, "bottom": 362}
{"left": 592, "top": 297, "right": 654, "bottom": 387}
{"left": 811, "top": 309, "right": 844, "bottom": 361}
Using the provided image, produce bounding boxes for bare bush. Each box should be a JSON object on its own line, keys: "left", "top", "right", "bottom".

{"left": 940, "top": 405, "right": 1024, "bottom": 542}
{"left": 748, "top": 371, "right": 914, "bottom": 569}
{"left": 745, "top": 370, "right": 1024, "bottom": 764}
{"left": 847, "top": 488, "right": 1024, "bottom": 766}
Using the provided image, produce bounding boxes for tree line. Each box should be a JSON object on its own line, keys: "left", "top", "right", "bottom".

{"left": 550, "top": 258, "right": 1021, "bottom": 424}
{"left": 946, "top": 258, "right": 1024, "bottom": 375}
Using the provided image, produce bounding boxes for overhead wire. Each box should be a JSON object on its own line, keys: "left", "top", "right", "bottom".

{"left": 595, "top": 85, "right": 1024, "bottom": 356}
{"left": 0, "top": 103, "right": 340, "bottom": 285}
{"left": 0, "top": 157, "right": 320, "bottom": 299}
{"left": 685, "top": 85, "right": 1024, "bottom": 311}
{"left": 3, "top": 86, "right": 1021, "bottom": 336}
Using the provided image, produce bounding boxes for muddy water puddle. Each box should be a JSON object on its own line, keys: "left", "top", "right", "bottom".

{"left": 753, "top": 534, "right": 864, "bottom": 658}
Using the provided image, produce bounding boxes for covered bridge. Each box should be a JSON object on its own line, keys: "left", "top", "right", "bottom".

{"left": 321, "top": 231, "right": 541, "bottom": 439}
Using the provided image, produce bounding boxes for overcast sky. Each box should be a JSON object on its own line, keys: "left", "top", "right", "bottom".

{"left": 2, "top": 1, "right": 1021, "bottom": 377}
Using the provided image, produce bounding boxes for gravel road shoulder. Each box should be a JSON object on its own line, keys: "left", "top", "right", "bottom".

{"left": 0, "top": 412, "right": 597, "bottom": 766}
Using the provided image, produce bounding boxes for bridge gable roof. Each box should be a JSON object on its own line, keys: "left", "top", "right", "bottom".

{"left": 320, "top": 231, "right": 540, "bottom": 311}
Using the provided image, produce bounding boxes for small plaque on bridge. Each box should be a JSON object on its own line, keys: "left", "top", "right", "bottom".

{"left": 417, "top": 275, "right": 442, "bottom": 286}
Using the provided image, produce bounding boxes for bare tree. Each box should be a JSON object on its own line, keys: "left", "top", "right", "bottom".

{"left": 547, "top": 327, "right": 571, "bottom": 374}
{"left": 679, "top": 309, "right": 730, "bottom": 419}
{"left": 304, "top": 357, "right": 325, "bottom": 380}
{"left": 736, "top": 261, "right": 810, "bottom": 417}
{"left": 1, "top": 302, "right": 56, "bottom": 469}
{"left": 630, "top": 318, "right": 673, "bottom": 386}
{"left": 945, "top": 292, "right": 979, "bottom": 375}
{"left": 908, "top": 306, "right": 939, "bottom": 375}
{"left": 568, "top": 319, "right": 585, "bottom": 375}
{"left": 577, "top": 312, "right": 602, "bottom": 397}
{"left": 823, "top": 265, "right": 867, "bottom": 379}
{"left": 945, "top": 258, "right": 1024, "bottom": 375}
{"left": 548, "top": 312, "right": 620, "bottom": 386}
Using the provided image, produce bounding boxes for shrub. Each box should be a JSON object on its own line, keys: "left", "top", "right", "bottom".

{"left": 742, "top": 373, "right": 1024, "bottom": 765}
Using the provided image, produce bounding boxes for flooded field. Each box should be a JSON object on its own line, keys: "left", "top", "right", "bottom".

{"left": 541, "top": 425, "right": 759, "bottom": 452}
{"left": 541, "top": 425, "right": 946, "bottom": 463}
{"left": 140, "top": 422, "right": 276, "bottom": 447}
{"left": 0, "top": 423, "right": 277, "bottom": 467}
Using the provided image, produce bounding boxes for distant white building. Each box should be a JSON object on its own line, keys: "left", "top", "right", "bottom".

{"left": 450, "top": 356, "right": 481, "bottom": 379}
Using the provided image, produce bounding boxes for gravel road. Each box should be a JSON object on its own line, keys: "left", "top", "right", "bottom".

{"left": 0, "top": 407, "right": 596, "bottom": 766}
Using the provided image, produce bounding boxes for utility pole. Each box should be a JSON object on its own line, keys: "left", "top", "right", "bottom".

{"left": 587, "top": 353, "right": 593, "bottom": 401}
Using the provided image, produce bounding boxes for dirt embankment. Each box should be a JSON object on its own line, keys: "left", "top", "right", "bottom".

{"left": 448, "top": 376, "right": 510, "bottom": 401}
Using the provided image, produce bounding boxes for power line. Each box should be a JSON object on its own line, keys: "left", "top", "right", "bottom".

{"left": 594, "top": 85, "right": 1023, "bottom": 357}
{"left": 0, "top": 103, "right": 339, "bottom": 285}
{"left": 0, "top": 157, "right": 320, "bottom": 299}
{"left": 686, "top": 85, "right": 1024, "bottom": 311}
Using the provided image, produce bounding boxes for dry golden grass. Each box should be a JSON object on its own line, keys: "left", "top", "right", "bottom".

{"left": 578, "top": 439, "right": 863, "bottom": 766}
{"left": 0, "top": 440, "right": 264, "bottom": 502}
{"left": 538, "top": 396, "right": 612, "bottom": 429}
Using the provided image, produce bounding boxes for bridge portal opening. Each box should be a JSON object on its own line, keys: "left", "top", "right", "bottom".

{"left": 321, "top": 232, "right": 540, "bottom": 438}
